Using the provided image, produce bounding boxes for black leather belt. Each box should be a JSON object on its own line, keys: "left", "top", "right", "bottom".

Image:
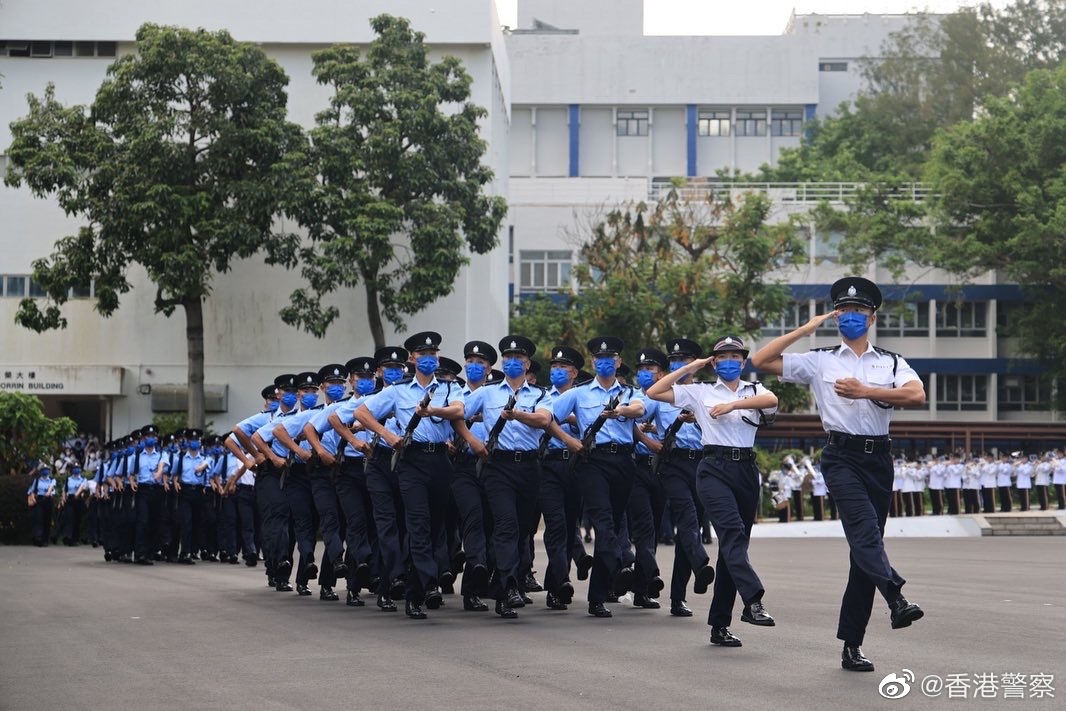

{"left": 491, "top": 449, "right": 540, "bottom": 462}
{"left": 669, "top": 448, "right": 704, "bottom": 461}
{"left": 342, "top": 454, "right": 366, "bottom": 464}
{"left": 636, "top": 454, "right": 655, "bottom": 467}
{"left": 407, "top": 442, "right": 447, "bottom": 453}
{"left": 826, "top": 431, "right": 891, "bottom": 454}
{"left": 702, "top": 445, "right": 755, "bottom": 461}
{"left": 543, "top": 449, "right": 571, "bottom": 461}
{"left": 591, "top": 443, "right": 633, "bottom": 455}
{"left": 453, "top": 453, "right": 478, "bottom": 464}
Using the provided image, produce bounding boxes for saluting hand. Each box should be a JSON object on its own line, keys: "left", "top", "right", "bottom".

{"left": 801, "top": 309, "right": 841, "bottom": 336}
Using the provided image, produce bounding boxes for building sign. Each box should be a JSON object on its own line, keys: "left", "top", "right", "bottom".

{"left": 0, "top": 365, "right": 124, "bottom": 395}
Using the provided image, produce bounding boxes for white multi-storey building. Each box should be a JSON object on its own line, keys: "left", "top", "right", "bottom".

{"left": 1, "top": 0, "right": 1060, "bottom": 449}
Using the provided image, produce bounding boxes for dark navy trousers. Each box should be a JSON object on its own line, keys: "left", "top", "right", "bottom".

{"left": 366, "top": 446, "right": 406, "bottom": 595}
{"left": 395, "top": 446, "right": 452, "bottom": 601}
{"left": 482, "top": 454, "right": 541, "bottom": 597}
{"left": 451, "top": 458, "right": 491, "bottom": 595}
{"left": 659, "top": 455, "right": 709, "bottom": 603}
{"left": 578, "top": 449, "right": 635, "bottom": 603}
{"left": 539, "top": 454, "right": 587, "bottom": 597}
{"left": 335, "top": 455, "right": 376, "bottom": 591}
{"left": 627, "top": 457, "right": 663, "bottom": 595}
{"left": 698, "top": 454, "right": 764, "bottom": 628}
{"left": 821, "top": 445, "right": 906, "bottom": 646}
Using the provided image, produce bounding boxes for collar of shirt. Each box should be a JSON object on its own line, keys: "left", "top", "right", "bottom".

{"left": 589, "top": 379, "right": 624, "bottom": 395}
{"left": 407, "top": 376, "right": 440, "bottom": 393}
{"left": 833, "top": 341, "right": 877, "bottom": 360}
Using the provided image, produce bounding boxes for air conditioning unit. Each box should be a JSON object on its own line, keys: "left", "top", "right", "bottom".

{"left": 151, "top": 384, "right": 229, "bottom": 413}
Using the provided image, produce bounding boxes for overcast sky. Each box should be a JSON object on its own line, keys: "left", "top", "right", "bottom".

{"left": 495, "top": 1, "right": 1012, "bottom": 35}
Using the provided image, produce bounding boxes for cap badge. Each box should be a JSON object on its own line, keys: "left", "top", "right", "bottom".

{"left": 510, "top": 340, "right": 517, "bottom": 349}
{"left": 724, "top": 337, "right": 734, "bottom": 345}
{"left": 639, "top": 353, "right": 645, "bottom": 361}
{"left": 847, "top": 285, "right": 857, "bottom": 296}
{"left": 472, "top": 345, "right": 479, "bottom": 353}
{"left": 390, "top": 352, "right": 397, "bottom": 360}
{"left": 556, "top": 350, "right": 563, "bottom": 358}
{"left": 425, "top": 336, "right": 433, "bottom": 345}
{"left": 672, "top": 343, "right": 680, "bottom": 352}
{"left": 600, "top": 342, "right": 607, "bottom": 351}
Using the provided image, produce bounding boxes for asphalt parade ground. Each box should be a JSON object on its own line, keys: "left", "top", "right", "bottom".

{"left": 1, "top": 537, "right": 1063, "bottom": 710}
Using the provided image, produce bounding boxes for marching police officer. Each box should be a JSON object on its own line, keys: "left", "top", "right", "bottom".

{"left": 356, "top": 332, "right": 465, "bottom": 619}
{"left": 26, "top": 465, "right": 56, "bottom": 546}
{"left": 460, "top": 335, "right": 553, "bottom": 619}
{"left": 553, "top": 336, "right": 646, "bottom": 618}
{"left": 650, "top": 336, "right": 777, "bottom": 647}
{"left": 752, "top": 277, "right": 926, "bottom": 671}
{"left": 539, "top": 346, "right": 593, "bottom": 610}
{"left": 131, "top": 425, "right": 167, "bottom": 564}
{"left": 175, "top": 429, "right": 211, "bottom": 565}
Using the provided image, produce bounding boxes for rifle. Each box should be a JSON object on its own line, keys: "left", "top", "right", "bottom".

{"left": 390, "top": 386, "right": 437, "bottom": 472}
{"left": 364, "top": 418, "right": 387, "bottom": 465}
{"left": 650, "top": 410, "right": 690, "bottom": 476}
{"left": 278, "top": 455, "right": 293, "bottom": 490}
{"left": 476, "top": 394, "right": 517, "bottom": 478}
{"left": 537, "top": 431, "right": 552, "bottom": 460}
{"left": 568, "top": 392, "right": 623, "bottom": 475}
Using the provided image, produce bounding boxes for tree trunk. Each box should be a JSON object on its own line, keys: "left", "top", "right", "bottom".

{"left": 183, "top": 297, "right": 206, "bottom": 429}
{"left": 364, "top": 279, "right": 386, "bottom": 350}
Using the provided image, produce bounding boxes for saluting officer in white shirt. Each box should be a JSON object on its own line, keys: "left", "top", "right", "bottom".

{"left": 752, "top": 276, "right": 926, "bottom": 673}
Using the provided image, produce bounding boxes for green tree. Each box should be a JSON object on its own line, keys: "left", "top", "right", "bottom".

{"left": 0, "top": 392, "right": 77, "bottom": 475}
{"left": 512, "top": 184, "right": 807, "bottom": 365}
{"left": 5, "top": 24, "right": 304, "bottom": 429}
{"left": 925, "top": 63, "right": 1066, "bottom": 399}
{"left": 280, "top": 15, "right": 507, "bottom": 348}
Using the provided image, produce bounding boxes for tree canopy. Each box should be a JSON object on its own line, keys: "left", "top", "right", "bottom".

{"left": 0, "top": 392, "right": 77, "bottom": 475}
{"left": 6, "top": 24, "right": 304, "bottom": 427}
{"left": 280, "top": 14, "right": 507, "bottom": 348}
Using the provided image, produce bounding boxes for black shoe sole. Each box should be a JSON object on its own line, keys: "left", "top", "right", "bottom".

{"left": 576, "top": 555, "right": 593, "bottom": 581}
{"left": 693, "top": 565, "right": 715, "bottom": 595}
{"left": 558, "top": 582, "right": 575, "bottom": 605}
{"left": 741, "top": 613, "right": 776, "bottom": 627}
{"left": 841, "top": 662, "right": 875, "bottom": 672}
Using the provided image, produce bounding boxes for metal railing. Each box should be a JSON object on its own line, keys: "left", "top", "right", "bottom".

{"left": 648, "top": 180, "right": 932, "bottom": 204}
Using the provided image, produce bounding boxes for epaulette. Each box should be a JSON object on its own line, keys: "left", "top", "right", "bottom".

{"left": 810, "top": 345, "right": 841, "bottom": 352}
{"left": 573, "top": 378, "right": 593, "bottom": 388}
{"left": 872, "top": 346, "right": 901, "bottom": 359}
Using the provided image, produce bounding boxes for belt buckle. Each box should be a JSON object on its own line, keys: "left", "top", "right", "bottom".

{"left": 731, "top": 448, "right": 741, "bottom": 461}
{"left": 609, "top": 443, "right": 619, "bottom": 454}
{"left": 561, "top": 450, "right": 570, "bottom": 461}
{"left": 687, "top": 450, "right": 697, "bottom": 460}
{"left": 864, "top": 439, "right": 874, "bottom": 454}
{"left": 514, "top": 451, "right": 522, "bottom": 463}
{"left": 425, "top": 442, "right": 436, "bottom": 453}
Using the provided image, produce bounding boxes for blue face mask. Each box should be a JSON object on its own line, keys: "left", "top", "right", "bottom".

{"left": 280, "top": 392, "right": 298, "bottom": 408}
{"left": 669, "top": 360, "right": 686, "bottom": 372}
{"left": 838, "top": 311, "right": 870, "bottom": 340}
{"left": 266, "top": 400, "right": 280, "bottom": 412}
{"left": 383, "top": 367, "right": 404, "bottom": 384}
{"left": 188, "top": 441, "right": 201, "bottom": 451}
{"left": 715, "top": 360, "right": 743, "bottom": 382}
{"left": 416, "top": 355, "right": 439, "bottom": 375}
{"left": 325, "top": 384, "right": 346, "bottom": 401}
{"left": 594, "top": 358, "right": 617, "bottom": 378}
{"left": 502, "top": 358, "right": 525, "bottom": 379}
{"left": 356, "top": 378, "right": 376, "bottom": 395}
{"left": 465, "top": 362, "right": 486, "bottom": 383}
{"left": 549, "top": 367, "right": 570, "bottom": 387}
{"left": 135, "top": 442, "right": 145, "bottom": 452}
{"left": 300, "top": 392, "right": 319, "bottom": 409}
{"left": 126, "top": 446, "right": 135, "bottom": 456}
{"left": 72, "top": 468, "right": 82, "bottom": 476}
{"left": 144, "top": 437, "right": 157, "bottom": 448}
{"left": 636, "top": 370, "right": 656, "bottom": 390}
{"left": 168, "top": 444, "right": 179, "bottom": 454}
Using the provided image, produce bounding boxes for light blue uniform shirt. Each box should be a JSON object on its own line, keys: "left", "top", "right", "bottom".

{"left": 210, "top": 451, "right": 241, "bottom": 484}
{"left": 313, "top": 397, "right": 374, "bottom": 458}
{"left": 553, "top": 379, "right": 644, "bottom": 446}
{"left": 178, "top": 452, "right": 210, "bottom": 486}
{"left": 545, "top": 386, "right": 580, "bottom": 451}
{"left": 463, "top": 380, "right": 553, "bottom": 451}
{"left": 643, "top": 398, "right": 703, "bottom": 452}
{"left": 275, "top": 406, "right": 321, "bottom": 454}
{"left": 27, "top": 474, "right": 55, "bottom": 496}
{"left": 66, "top": 474, "right": 86, "bottom": 495}
{"left": 131, "top": 448, "right": 165, "bottom": 485}
{"left": 363, "top": 378, "right": 461, "bottom": 444}
{"left": 255, "top": 408, "right": 301, "bottom": 458}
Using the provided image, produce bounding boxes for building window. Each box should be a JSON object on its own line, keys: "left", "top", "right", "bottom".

{"left": 937, "top": 374, "right": 988, "bottom": 412}
{"left": 998, "top": 374, "right": 1052, "bottom": 412}
{"left": 616, "top": 109, "right": 649, "bottom": 137}
{"left": 913, "top": 373, "right": 931, "bottom": 410}
{"left": 0, "top": 40, "right": 116, "bottom": 58}
{"left": 697, "top": 110, "right": 731, "bottom": 137}
{"left": 761, "top": 301, "right": 810, "bottom": 337}
{"left": 878, "top": 301, "right": 929, "bottom": 337}
{"left": 70, "top": 282, "right": 92, "bottom": 298}
{"left": 819, "top": 62, "right": 848, "bottom": 72}
{"left": 734, "top": 110, "right": 766, "bottom": 137}
{"left": 936, "top": 302, "right": 987, "bottom": 337}
{"left": 3, "top": 275, "right": 27, "bottom": 298}
{"left": 770, "top": 109, "right": 803, "bottom": 137}
{"left": 519, "top": 250, "right": 572, "bottom": 293}
{"left": 27, "top": 279, "right": 46, "bottom": 298}
{"left": 813, "top": 229, "right": 843, "bottom": 263}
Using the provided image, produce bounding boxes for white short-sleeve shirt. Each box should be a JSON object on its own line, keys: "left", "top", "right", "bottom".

{"left": 781, "top": 342, "right": 920, "bottom": 436}
{"left": 670, "top": 379, "right": 778, "bottom": 448}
